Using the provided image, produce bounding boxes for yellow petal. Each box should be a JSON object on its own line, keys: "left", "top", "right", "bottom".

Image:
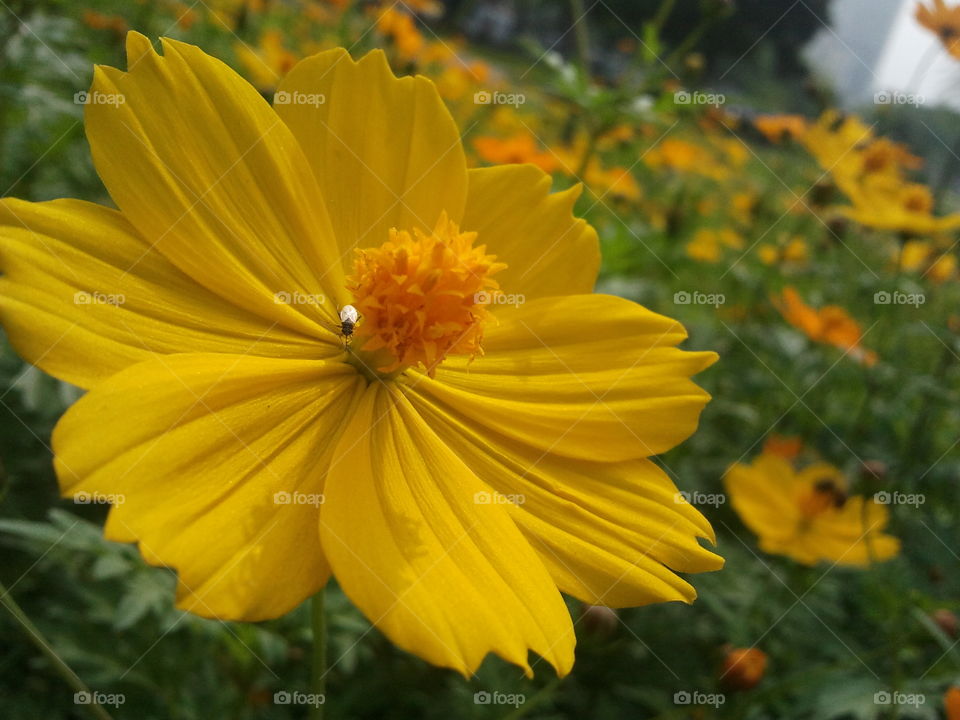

{"left": 0, "top": 198, "right": 335, "bottom": 389}
{"left": 461, "top": 165, "right": 599, "bottom": 299}
{"left": 408, "top": 294, "right": 716, "bottom": 462}
{"left": 321, "top": 383, "right": 574, "bottom": 677}
{"left": 85, "top": 32, "right": 346, "bottom": 337}
{"left": 409, "top": 391, "right": 722, "bottom": 607}
{"left": 53, "top": 353, "right": 365, "bottom": 620}
{"left": 724, "top": 455, "right": 800, "bottom": 543}
{"left": 807, "top": 499, "right": 900, "bottom": 566}
{"left": 274, "top": 48, "right": 467, "bottom": 252}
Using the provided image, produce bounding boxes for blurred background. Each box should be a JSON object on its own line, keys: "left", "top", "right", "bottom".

{"left": 2, "top": 0, "right": 960, "bottom": 718}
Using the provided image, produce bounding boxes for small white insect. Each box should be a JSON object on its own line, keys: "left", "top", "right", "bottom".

{"left": 338, "top": 304, "right": 359, "bottom": 340}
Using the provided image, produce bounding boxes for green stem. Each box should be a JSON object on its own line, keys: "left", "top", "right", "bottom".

{"left": 500, "top": 676, "right": 562, "bottom": 720}
{"left": 310, "top": 588, "right": 327, "bottom": 720}
{"left": 0, "top": 581, "right": 114, "bottom": 720}
{"left": 569, "top": 0, "right": 591, "bottom": 72}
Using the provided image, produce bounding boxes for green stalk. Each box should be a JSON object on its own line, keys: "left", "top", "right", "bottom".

{"left": 569, "top": 0, "right": 592, "bottom": 72}
{"left": 310, "top": 588, "right": 327, "bottom": 720}
{"left": 0, "top": 581, "right": 114, "bottom": 720}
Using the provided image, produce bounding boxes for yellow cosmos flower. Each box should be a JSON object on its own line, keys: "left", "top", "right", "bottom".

{"left": 753, "top": 114, "right": 807, "bottom": 144}
{"left": 0, "top": 34, "right": 721, "bottom": 676}
{"left": 725, "top": 453, "right": 900, "bottom": 566}
{"left": 839, "top": 175, "right": 960, "bottom": 235}
{"left": 686, "top": 228, "right": 744, "bottom": 263}
{"left": 916, "top": 0, "right": 960, "bottom": 58}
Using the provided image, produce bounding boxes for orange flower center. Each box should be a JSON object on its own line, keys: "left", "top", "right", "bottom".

{"left": 346, "top": 212, "right": 505, "bottom": 378}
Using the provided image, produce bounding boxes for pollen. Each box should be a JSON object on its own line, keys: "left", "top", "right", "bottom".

{"left": 346, "top": 212, "right": 506, "bottom": 377}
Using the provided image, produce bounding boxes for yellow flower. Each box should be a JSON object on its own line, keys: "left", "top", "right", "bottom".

{"left": 775, "top": 287, "right": 876, "bottom": 366}
{"left": 753, "top": 114, "right": 807, "bottom": 143}
{"left": 725, "top": 453, "right": 900, "bottom": 566}
{"left": 375, "top": 6, "right": 425, "bottom": 63}
{"left": 235, "top": 29, "right": 298, "bottom": 90}
{"left": 916, "top": 0, "right": 960, "bottom": 59}
{"left": 686, "top": 228, "right": 744, "bottom": 263}
{"left": 0, "top": 35, "right": 721, "bottom": 677}
{"left": 757, "top": 235, "right": 808, "bottom": 267}
{"left": 900, "top": 240, "right": 957, "bottom": 282}
{"left": 840, "top": 176, "right": 960, "bottom": 235}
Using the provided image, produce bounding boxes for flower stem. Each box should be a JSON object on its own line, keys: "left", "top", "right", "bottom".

{"left": 310, "top": 588, "right": 327, "bottom": 720}
{"left": 0, "top": 581, "right": 114, "bottom": 720}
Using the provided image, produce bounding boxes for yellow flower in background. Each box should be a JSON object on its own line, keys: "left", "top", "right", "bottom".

{"left": 235, "top": 29, "right": 299, "bottom": 89}
{"left": 916, "top": 0, "right": 960, "bottom": 59}
{"left": 375, "top": 5, "right": 425, "bottom": 63}
{"left": 839, "top": 176, "right": 960, "bottom": 235}
{"left": 754, "top": 114, "right": 807, "bottom": 143}
{"left": 0, "top": 34, "right": 722, "bottom": 677}
{"left": 900, "top": 240, "right": 957, "bottom": 282}
{"left": 758, "top": 235, "right": 808, "bottom": 267}
{"left": 776, "top": 287, "right": 877, "bottom": 366}
{"left": 644, "top": 137, "right": 730, "bottom": 180}
{"left": 686, "top": 228, "right": 744, "bottom": 263}
{"left": 724, "top": 453, "right": 900, "bottom": 566}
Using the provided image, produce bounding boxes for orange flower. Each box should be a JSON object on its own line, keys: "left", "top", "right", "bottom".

{"left": 946, "top": 686, "right": 960, "bottom": 720}
{"left": 472, "top": 133, "right": 559, "bottom": 173}
{"left": 720, "top": 647, "right": 768, "bottom": 690}
{"left": 763, "top": 434, "right": 802, "bottom": 460}
{"left": 776, "top": 287, "right": 876, "bottom": 366}
{"left": 917, "top": 0, "right": 960, "bottom": 59}
{"left": 754, "top": 114, "right": 807, "bottom": 143}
